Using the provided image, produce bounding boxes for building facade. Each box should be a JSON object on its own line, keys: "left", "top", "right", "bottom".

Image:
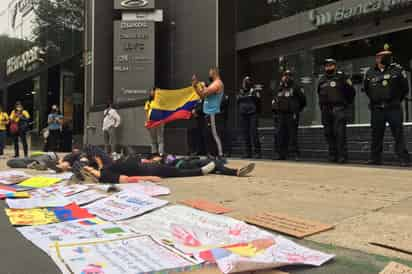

{"left": 0, "top": 0, "right": 85, "bottom": 150}
{"left": 84, "top": 0, "right": 412, "bottom": 161}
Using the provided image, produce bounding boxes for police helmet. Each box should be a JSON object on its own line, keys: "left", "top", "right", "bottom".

{"left": 376, "top": 43, "right": 392, "bottom": 56}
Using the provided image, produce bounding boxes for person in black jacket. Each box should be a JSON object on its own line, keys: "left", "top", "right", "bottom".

{"left": 272, "top": 70, "right": 306, "bottom": 160}
{"left": 364, "top": 45, "right": 410, "bottom": 166}
{"left": 237, "top": 76, "right": 262, "bottom": 159}
{"left": 318, "top": 59, "right": 356, "bottom": 164}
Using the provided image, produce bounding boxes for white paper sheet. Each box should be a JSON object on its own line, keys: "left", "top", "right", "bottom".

{"left": 85, "top": 190, "right": 168, "bottom": 221}
{"left": 6, "top": 196, "right": 71, "bottom": 209}
{"left": 30, "top": 184, "right": 89, "bottom": 198}
{"left": 116, "top": 182, "right": 171, "bottom": 197}
{"left": 17, "top": 218, "right": 136, "bottom": 255}
{"left": 121, "top": 205, "right": 274, "bottom": 253}
{"left": 0, "top": 170, "right": 31, "bottom": 185}
{"left": 50, "top": 236, "right": 198, "bottom": 274}
{"left": 67, "top": 189, "right": 108, "bottom": 206}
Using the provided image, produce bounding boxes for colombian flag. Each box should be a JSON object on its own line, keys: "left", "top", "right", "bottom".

{"left": 145, "top": 86, "right": 201, "bottom": 129}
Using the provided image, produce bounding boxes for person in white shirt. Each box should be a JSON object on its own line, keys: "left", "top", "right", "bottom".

{"left": 102, "top": 102, "right": 121, "bottom": 154}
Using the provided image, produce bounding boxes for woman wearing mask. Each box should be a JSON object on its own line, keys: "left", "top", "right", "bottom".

{"left": 0, "top": 105, "right": 9, "bottom": 156}
{"left": 10, "top": 101, "right": 30, "bottom": 158}
{"left": 145, "top": 88, "right": 165, "bottom": 158}
{"left": 46, "top": 105, "right": 63, "bottom": 152}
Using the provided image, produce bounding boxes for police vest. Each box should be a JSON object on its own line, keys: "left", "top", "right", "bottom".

{"left": 366, "top": 65, "right": 402, "bottom": 103}
{"left": 275, "top": 88, "right": 299, "bottom": 113}
{"left": 238, "top": 89, "right": 259, "bottom": 115}
{"left": 318, "top": 74, "right": 346, "bottom": 105}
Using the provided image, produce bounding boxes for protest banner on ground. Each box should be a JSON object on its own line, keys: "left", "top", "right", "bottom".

{"left": 0, "top": 170, "right": 30, "bottom": 185}
{"left": 116, "top": 182, "right": 171, "bottom": 197}
{"left": 0, "top": 192, "right": 30, "bottom": 199}
{"left": 17, "top": 218, "right": 136, "bottom": 255}
{"left": 85, "top": 190, "right": 168, "bottom": 221}
{"left": 43, "top": 172, "right": 74, "bottom": 180}
{"left": 67, "top": 189, "right": 108, "bottom": 206}
{"left": 50, "top": 236, "right": 199, "bottom": 274}
{"left": 120, "top": 205, "right": 274, "bottom": 254}
{"left": 30, "top": 184, "right": 89, "bottom": 198}
{"left": 18, "top": 177, "right": 62, "bottom": 188}
{"left": 0, "top": 185, "right": 17, "bottom": 195}
{"left": 196, "top": 236, "right": 334, "bottom": 274}
{"left": 5, "top": 204, "right": 94, "bottom": 226}
{"left": 6, "top": 196, "right": 71, "bottom": 209}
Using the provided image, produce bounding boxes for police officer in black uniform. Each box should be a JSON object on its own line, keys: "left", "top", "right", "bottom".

{"left": 272, "top": 70, "right": 306, "bottom": 160}
{"left": 364, "top": 45, "right": 410, "bottom": 166}
{"left": 237, "top": 76, "right": 262, "bottom": 159}
{"left": 318, "top": 59, "right": 356, "bottom": 164}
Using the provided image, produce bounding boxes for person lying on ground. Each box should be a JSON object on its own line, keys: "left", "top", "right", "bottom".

{"left": 146, "top": 155, "right": 256, "bottom": 177}
{"left": 7, "top": 152, "right": 58, "bottom": 171}
{"left": 79, "top": 156, "right": 217, "bottom": 184}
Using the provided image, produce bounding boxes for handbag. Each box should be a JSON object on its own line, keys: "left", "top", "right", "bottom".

{"left": 9, "top": 121, "right": 19, "bottom": 135}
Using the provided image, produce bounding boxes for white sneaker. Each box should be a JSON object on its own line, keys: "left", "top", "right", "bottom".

{"left": 201, "top": 161, "right": 216, "bottom": 175}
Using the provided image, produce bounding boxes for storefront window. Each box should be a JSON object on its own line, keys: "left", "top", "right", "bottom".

{"left": 237, "top": 0, "right": 339, "bottom": 31}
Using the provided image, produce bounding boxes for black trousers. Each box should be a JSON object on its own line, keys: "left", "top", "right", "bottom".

{"left": 370, "top": 107, "right": 410, "bottom": 162}
{"left": 240, "top": 113, "right": 261, "bottom": 156}
{"left": 321, "top": 107, "right": 347, "bottom": 161}
{"left": 178, "top": 159, "right": 237, "bottom": 176}
{"left": 191, "top": 115, "right": 207, "bottom": 155}
{"left": 46, "top": 129, "right": 61, "bottom": 152}
{"left": 278, "top": 113, "right": 299, "bottom": 158}
{"left": 100, "top": 157, "right": 203, "bottom": 183}
{"left": 13, "top": 132, "right": 28, "bottom": 157}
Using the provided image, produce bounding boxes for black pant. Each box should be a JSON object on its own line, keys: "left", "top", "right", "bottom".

{"left": 240, "top": 113, "right": 261, "bottom": 156}
{"left": 100, "top": 157, "right": 203, "bottom": 183}
{"left": 13, "top": 132, "right": 28, "bottom": 157}
{"left": 321, "top": 107, "right": 347, "bottom": 161}
{"left": 278, "top": 113, "right": 299, "bottom": 158}
{"left": 191, "top": 115, "right": 207, "bottom": 155}
{"left": 46, "top": 129, "right": 61, "bottom": 152}
{"left": 370, "top": 107, "right": 410, "bottom": 162}
{"left": 178, "top": 158, "right": 237, "bottom": 176}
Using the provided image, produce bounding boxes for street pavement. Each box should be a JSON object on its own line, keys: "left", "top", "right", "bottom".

{"left": 0, "top": 158, "right": 412, "bottom": 273}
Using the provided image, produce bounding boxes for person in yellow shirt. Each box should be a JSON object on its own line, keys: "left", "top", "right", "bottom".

{"left": 10, "top": 101, "right": 30, "bottom": 157}
{"left": 0, "top": 105, "right": 9, "bottom": 156}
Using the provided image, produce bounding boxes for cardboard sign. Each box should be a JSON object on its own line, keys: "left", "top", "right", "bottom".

{"left": 379, "top": 262, "right": 412, "bottom": 274}
{"left": 245, "top": 213, "right": 334, "bottom": 239}
{"left": 19, "top": 177, "right": 62, "bottom": 188}
{"left": 0, "top": 170, "right": 30, "bottom": 185}
{"left": 180, "top": 199, "right": 233, "bottom": 214}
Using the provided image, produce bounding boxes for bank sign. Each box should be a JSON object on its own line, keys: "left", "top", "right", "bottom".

{"left": 6, "top": 46, "right": 45, "bottom": 76}
{"left": 113, "top": 21, "right": 155, "bottom": 104}
{"left": 114, "top": 0, "right": 155, "bottom": 10}
{"left": 309, "top": 0, "right": 412, "bottom": 27}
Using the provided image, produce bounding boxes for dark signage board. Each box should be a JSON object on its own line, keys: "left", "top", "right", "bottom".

{"left": 113, "top": 20, "right": 155, "bottom": 104}
{"left": 114, "top": 0, "right": 155, "bottom": 10}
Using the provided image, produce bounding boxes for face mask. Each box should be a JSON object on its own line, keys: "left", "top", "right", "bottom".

{"left": 380, "top": 55, "right": 392, "bottom": 66}
{"left": 208, "top": 76, "right": 214, "bottom": 82}
{"left": 16, "top": 107, "right": 23, "bottom": 111}
{"left": 325, "top": 69, "right": 335, "bottom": 75}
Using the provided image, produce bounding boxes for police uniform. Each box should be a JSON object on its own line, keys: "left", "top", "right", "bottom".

{"left": 272, "top": 79, "right": 306, "bottom": 160}
{"left": 318, "top": 60, "right": 355, "bottom": 163}
{"left": 364, "top": 50, "right": 410, "bottom": 165}
{"left": 237, "top": 80, "right": 261, "bottom": 158}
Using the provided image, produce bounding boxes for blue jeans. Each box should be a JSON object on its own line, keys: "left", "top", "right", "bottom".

{"left": 0, "top": 130, "right": 6, "bottom": 155}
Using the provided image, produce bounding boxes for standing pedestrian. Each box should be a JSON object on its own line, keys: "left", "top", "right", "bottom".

{"left": 364, "top": 44, "right": 410, "bottom": 166}
{"left": 192, "top": 68, "right": 225, "bottom": 159}
{"left": 190, "top": 100, "right": 207, "bottom": 156}
{"left": 103, "top": 101, "right": 121, "bottom": 154}
{"left": 145, "top": 89, "right": 165, "bottom": 157}
{"left": 46, "top": 105, "right": 63, "bottom": 152}
{"left": 0, "top": 105, "right": 9, "bottom": 157}
{"left": 318, "top": 59, "right": 355, "bottom": 164}
{"left": 272, "top": 70, "right": 306, "bottom": 160}
{"left": 237, "top": 76, "right": 262, "bottom": 159}
{"left": 9, "top": 101, "right": 30, "bottom": 158}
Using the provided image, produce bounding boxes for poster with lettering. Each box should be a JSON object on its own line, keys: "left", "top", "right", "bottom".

{"left": 50, "top": 236, "right": 198, "bottom": 274}
{"left": 30, "top": 183, "right": 88, "bottom": 198}
{"left": 67, "top": 189, "right": 108, "bottom": 206}
{"left": 6, "top": 196, "right": 71, "bottom": 209}
{"left": 17, "top": 218, "right": 136, "bottom": 255}
{"left": 0, "top": 170, "right": 30, "bottom": 185}
{"left": 116, "top": 182, "right": 171, "bottom": 197}
{"left": 121, "top": 205, "right": 274, "bottom": 253}
{"left": 85, "top": 190, "right": 168, "bottom": 221}
{"left": 196, "top": 236, "right": 334, "bottom": 274}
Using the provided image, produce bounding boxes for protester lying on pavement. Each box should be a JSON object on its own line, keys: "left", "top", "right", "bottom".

{"left": 147, "top": 155, "right": 256, "bottom": 177}
{"left": 7, "top": 152, "right": 59, "bottom": 171}
{"left": 80, "top": 156, "right": 217, "bottom": 184}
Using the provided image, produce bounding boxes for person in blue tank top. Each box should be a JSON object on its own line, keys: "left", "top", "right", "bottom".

{"left": 192, "top": 68, "right": 225, "bottom": 159}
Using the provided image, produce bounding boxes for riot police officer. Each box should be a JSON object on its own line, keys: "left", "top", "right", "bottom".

{"left": 272, "top": 70, "right": 306, "bottom": 160}
{"left": 237, "top": 76, "right": 261, "bottom": 159}
{"left": 364, "top": 45, "right": 410, "bottom": 166}
{"left": 318, "top": 59, "right": 356, "bottom": 164}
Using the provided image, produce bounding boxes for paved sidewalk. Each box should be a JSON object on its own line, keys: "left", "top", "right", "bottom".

{"left": 0, "top": 157, "right": 412, "bottom": 273}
